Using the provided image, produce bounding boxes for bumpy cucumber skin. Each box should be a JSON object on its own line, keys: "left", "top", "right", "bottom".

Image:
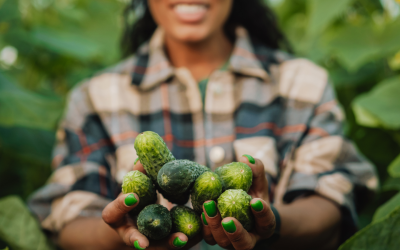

{"left": 137, "top": 204, "right": 172, "bottom": 240}
{"left": 215, "top": 162, "right": 253, "bottom": 192}
{"left": 191, "top": 172, "right": 224, "bottom": 214}
{"left": 170, "top": 206, "right": 201, "bottom": 239}
{"left": 134, "top": 131, "right": 175, "bottom": 183}
{"left": 217, "top": 189, "right": 254, "bottom": 231}
{"left": 157, "top": 160, "right": 210, "bottom": 195}
{"left": 121, "top": 171, "right": 157, "bottom": 215}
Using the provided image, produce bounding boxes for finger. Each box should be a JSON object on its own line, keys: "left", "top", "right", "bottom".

{"left": 221, "top": 217, "right": 259, "bottom": 250}
{"left": 239, "top": 155, "right": 267, "bottom": 186}
{"left": 250, "top": 198, "right": 276, "bottom": 238}
{"left": 201, "top": 212, "right": 217, "bottom": 245}
{"left": 133, "top": 158, "right": 146, "bottom": 174}
{"left": 203, "top": 200, "right": 232, "bottom": 249}
{"left": 239, "top": 155, "right": 268, "bottom": 198}
{"left": 167, "top": 232, "right": 189, "bottom": 249}
{"left": 102, "top": 193, "right": 140, "bottom": 228}
{"left": 120, "top": 226, "right": 149, "bottom": 249}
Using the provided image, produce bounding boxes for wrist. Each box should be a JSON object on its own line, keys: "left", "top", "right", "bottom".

{"left": 97, "top": 219, "right": 127, "bottom": 249}
{"left": 258, "top": 204, "right": 281, "bottom": 247}
{"left": 270, "top": 204, "right": 281, "bottom": 238}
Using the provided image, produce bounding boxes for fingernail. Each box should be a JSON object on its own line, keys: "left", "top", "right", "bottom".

{"left": 125, "top": 194, "right": 137, "bottom": 206}
{"left": 134, "top": 157, "right": 139, "bottom": 165}
{"left": 134, "top": 240, "right": 146, "bottom": 250}
{"left": 243, "top": 154, "right": 255, "bottom": 164}
{"left": 204, "top": 201, "right": 217, "bottom": 217}
{"left": 173, "top": 237, "right": 187, "bottom": 248}
{"left": 222, "top": 220, "right": 236, "bottom": 233}
{"left": 251, "top": 200, "right": 264, "bottom": 212}
{"left": 202, "top": 212, "right": 208, "bottom": 225}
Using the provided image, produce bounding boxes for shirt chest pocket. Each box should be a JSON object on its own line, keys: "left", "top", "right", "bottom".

{"left": 233, "top": 136, "right": 279, "bottom": 178}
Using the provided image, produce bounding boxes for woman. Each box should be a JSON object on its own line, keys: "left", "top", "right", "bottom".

{"left": 28, "top": 0, "right": 377, "bottom": 249}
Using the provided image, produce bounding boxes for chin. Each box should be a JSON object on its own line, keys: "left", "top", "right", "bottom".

{"left": 169, "top": 26, "right": 212, "bottom": 44}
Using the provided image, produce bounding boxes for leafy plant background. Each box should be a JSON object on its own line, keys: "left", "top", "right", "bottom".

{"left": 0, "top": 0, "right": 399, "bottom": 249}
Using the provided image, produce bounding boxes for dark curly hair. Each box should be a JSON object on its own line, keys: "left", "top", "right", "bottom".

{"left": 121, "top": 0, "right": 291, "bottom": 56}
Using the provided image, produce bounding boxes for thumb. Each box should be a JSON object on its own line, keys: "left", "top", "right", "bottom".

{"left": 239, "top": 155, "right": 268, "bottom": 199}
{"left": 133, "top": 158, "right": 147, "bottom": 175}
{"left": 102, "top": 193, "right": 140, "bottom": 228}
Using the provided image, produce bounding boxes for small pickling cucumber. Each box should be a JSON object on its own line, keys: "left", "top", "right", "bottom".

{"left": 170, "top": 206, "right": 201, "bottom": 239}
{"left": 134, "top": 131, "right": 175, "bottom": 183}
{"left": 217, "top": 189, "right": 254, "bottom": 231}
{"left": 137, "top": 204, "right": 172, "bottom": 240}
{"left": 157, "top": 159, "right": 210, "bottom": 195}
{"left": 121, "top": 170, "right": 157, "bottom": 215}
{"left": 215, "top": 162, "right": 252, "bottom": 192}
{"left": 191, "top": 172, "right": 224, "bottom": 214}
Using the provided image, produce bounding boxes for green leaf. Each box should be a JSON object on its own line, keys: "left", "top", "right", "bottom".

{"left": 0, "top": 0, "right": 20, "bottom": 22}
{"left": 352, "top": 76, "right": 400, "bottom": 130}
{"left": 0, "top": 71, "right": 64, "bottom": 130}
{"left": 31, "top": 26, "right": 101, "bottom": 61}
{"left": 0, "top": 196, "right": 55, "bottom": 250}
{"left": 339, "top": 206, "right": 400, "bottom": 249}
{"left": 388, "top": 154, "right": 400, "bottom": 178}
{"left": 372, "top": 192, "right": 400, "bottom": 223}
{"left": 323, "top": 25, "right": 382, "bottom": 71}
{"left": 382, "top": 177, "right": 400, "bottom": 192}
{"left": 324, "top": 18, "right": 400, "bottom": 71}
{"left": 352, "top": 102, "right": 381, "bottom": 128}
{"left": 307, "top": 0, "right": 353, "bottom": 35}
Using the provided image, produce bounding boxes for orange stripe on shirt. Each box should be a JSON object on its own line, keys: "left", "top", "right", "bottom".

{"left": 111, "top": 131, "right": 139, "bottom": 143}
{"left": 110, "top": 124, "right": 328, "bottom": 148}
{"left": 235, "top": 122, "right": 276, "bottom": 134}
{"left": 314, "top": 100, "right": 337, "bottom": 116}
{"left": 234, "top": 47, "right": 258, "bottom": 60}
{"left": 308, "top": 127, "right": 330, "bottom": 137}
{"left": 236, "top": 123, "right": 307, "bottom": 136}
{"left": 274, "top": 124, "right": 307, "bottom": 136}
{"left": 173, "top": 135, "right": 236, "bottom": 148}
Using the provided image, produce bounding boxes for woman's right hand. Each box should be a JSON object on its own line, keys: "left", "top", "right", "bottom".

{"left": 102, "top": 192, "right": 195, "bottom": 249}
{"left": 102, "top": 160, "right": 201, "bottom": 250}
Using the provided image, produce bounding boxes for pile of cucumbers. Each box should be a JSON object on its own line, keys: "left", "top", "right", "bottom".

{"left": 122, "top": 131, "right": 254, "bottom": 240}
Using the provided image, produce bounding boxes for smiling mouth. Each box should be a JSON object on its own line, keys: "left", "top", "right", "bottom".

{"left": 173, "top": 3, "right": 209, "bottom": 23}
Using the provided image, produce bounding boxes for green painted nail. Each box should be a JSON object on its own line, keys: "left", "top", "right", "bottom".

{"left": 251, "top": 200, "right": 264, "bottom": 212}
{"left": 125, "top": 194, "right": 137, "bottom": 206}
{"left": 204, "top": 201, "right": 217, "bottom": 217}
{"left": 243, "top": 154, "right": 255, "bottom": 164}
{"left": 134, "top": 240, "right": 145, "bottom": 250}
{"left": 222, "top": 220, "right": 236, "bottom": 233}
{"left": 202, "top": 212, "right": 208, "bottom": 225}
{"left": 134, "top": 157, "right": 139, "bottom": 165}
{"left": 173, "top": 237, "right": 187, "bottom": 248}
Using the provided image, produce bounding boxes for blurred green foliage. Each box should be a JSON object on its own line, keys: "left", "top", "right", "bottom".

{"left": 0, "top": 196, "right": 55, "bottom": 250}
{"left": 268, "top": 0, "right": 400, "bottom": 247}
{"left": 0, "top": 0, "right": 127, "bottom": 200}
{"left": 0, "top": 0, "right": 400, "bottom": 248}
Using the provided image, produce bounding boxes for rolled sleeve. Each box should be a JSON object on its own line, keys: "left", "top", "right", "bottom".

{"left": 283, "top": 84, "right": 377, "bottom": 240}
{"left": 28, "top": 82, "right": 117, "bottom": 233}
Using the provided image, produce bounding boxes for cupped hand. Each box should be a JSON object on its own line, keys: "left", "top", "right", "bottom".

{"left": 202, "top": 156, "right": 276, "bottom": 250}
{"left": 101, "top": 160, "right": 201, "bottom": 250}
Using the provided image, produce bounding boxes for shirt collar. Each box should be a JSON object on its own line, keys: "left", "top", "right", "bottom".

{"left": 131, "top": 26, "right": 270, "bottom": 89}
{"left": 228, "top": 27, "right": 270, "bottom": 81}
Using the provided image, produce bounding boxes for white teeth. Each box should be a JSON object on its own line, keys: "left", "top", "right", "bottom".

{"left": 175, "top": 4, "right": 207, "bottom": 14}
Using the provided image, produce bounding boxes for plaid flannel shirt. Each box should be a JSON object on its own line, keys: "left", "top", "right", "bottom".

{"left": 28, "top": 27, "right": 377, "bottom": 244}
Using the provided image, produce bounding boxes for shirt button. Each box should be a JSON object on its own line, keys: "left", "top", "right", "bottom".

{"left": 212, "top": 84, "right": 223, "bottom": 95}
{"left": 210, "top": 146, "right": 225, "bottom": 163}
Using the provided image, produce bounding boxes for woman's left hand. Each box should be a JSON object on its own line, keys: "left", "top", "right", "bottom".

{"left": 202, "top": 156, "right": 276, "bottom": 250}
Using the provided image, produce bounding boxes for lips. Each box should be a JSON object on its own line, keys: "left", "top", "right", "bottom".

{"left": 173, "top": 3, "right": 208, "bottom": 23}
